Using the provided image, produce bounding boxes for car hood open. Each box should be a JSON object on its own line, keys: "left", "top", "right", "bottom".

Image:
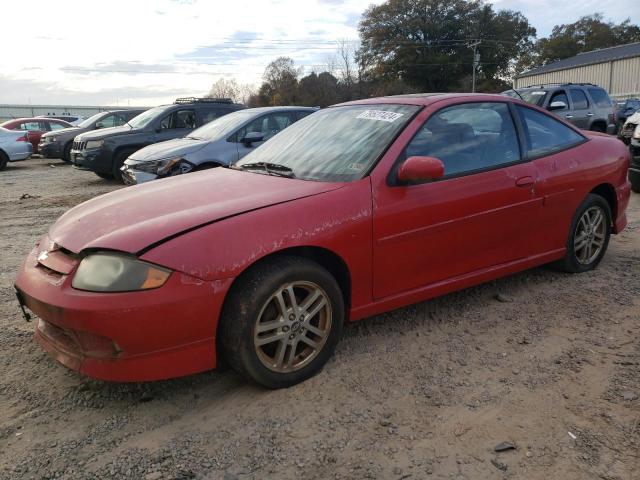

{"left": 49, "top": 168, "right": 344, "bottom": 254}
{"left": 128, "top": 137, "right": 209, "bottom": 161}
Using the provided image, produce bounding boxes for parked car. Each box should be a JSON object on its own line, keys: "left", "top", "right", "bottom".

{"left": 0, "top": 118, "right": 72, "bottom": 153}
{"left": 15, "top": 93, "right": 631, "bottom": 388}
{"left": 38, "top": 114, "right": 85, "bottom": 126}
{"left": 122, "top": 106, "right": 317, "bottom": 184}
{"left": 39, "top": 109, "right": 145, "bottom": 162}
{"left": 615, "top": 98, "right": 640, "bottom": 132}
{"left": 503, "top": 83, "right": 616, "bottom": 134}
{"left": 71, "top": 97, "right": 245, "bottom": 182}
{"left": 0, "top": 127, "right": 32, "bottom": 170}
{"left": 624, "top": 112, "right": 640, "bottom": 192}
{"left": 619, "top": 110, "right": 640, "bottom": 145}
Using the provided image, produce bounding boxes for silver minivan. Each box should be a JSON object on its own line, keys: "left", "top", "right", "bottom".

{"left": 121, "top": 106, "right": 317, "bottom": 184}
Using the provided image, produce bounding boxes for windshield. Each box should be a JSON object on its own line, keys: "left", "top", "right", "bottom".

{"left": 236, "top": 104, "right": 419, "bottom": 182}
{"left": 128, "top": 105, "right": 171, "bottom": 129}
{"left": 77, "top": 112, "right": 106, "bottom": 129}
{"left": 188, "top": 110, "right": 255, "bottom": 140}
{"left": 504, "top": 89, "right": 549, "bottom": 106}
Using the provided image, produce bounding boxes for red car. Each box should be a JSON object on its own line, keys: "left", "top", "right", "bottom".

{"left": 1, "top": 117, "right": 72, "bottom": 153}
{"left": 15, "top": 94, "right": 631, "bottom": 388}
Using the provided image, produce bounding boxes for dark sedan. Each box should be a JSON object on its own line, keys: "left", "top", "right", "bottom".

{"left": 39, "top": 110, "right": 145, "bottom": 162}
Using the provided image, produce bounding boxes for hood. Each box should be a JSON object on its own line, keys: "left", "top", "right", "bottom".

{"left": 41, "top": 126, "right": 83, "bottom": 138}
{"left": 76, "top": 124, "right": 137, "bottom": 141}
{"left": 49, "top": 168, "right": 344, "bottom": 254}
{"left": 129, "top": 137, "right": 209, "bottom": 161}
{"left": 625, "top": 112, "right": 640, "bottom": 126}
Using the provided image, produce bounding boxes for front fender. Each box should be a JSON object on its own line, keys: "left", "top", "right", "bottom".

{"left": 140, "top": 178, "right": 374, "bottom": 311}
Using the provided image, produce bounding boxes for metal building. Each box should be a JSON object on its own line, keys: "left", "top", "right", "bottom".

{"left": 515, "top": 42, "right": 640, "bottom": 100}
{"left": 0, "top": 104, "right": 144, "bottom": 123}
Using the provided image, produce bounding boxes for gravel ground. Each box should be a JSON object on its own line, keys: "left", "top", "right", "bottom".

{"left": 1, "top": 157, "right": 639, "bottom": 480}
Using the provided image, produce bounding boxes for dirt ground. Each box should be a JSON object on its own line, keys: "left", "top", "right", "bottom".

{"left": 1, "top": 157, "right": 639, "bottom": 480}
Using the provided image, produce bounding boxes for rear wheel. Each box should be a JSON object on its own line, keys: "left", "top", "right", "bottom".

{"left": 0, "top": 151, "right": 8, "bottom": 171}
{"left": 219, "top": 256, "right": 344, "bottom": 388}
{"left": 590, "top": 123, "right": 606, "bottom": 133}
{"left": 62, "top": 142, "right": 73, "bottom": 163}
{"left": 558, "top": 194, "right": 611, "bottom": 273}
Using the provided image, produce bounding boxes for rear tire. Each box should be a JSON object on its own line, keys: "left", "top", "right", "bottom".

{"left": 590, "top": 123, "right": 606, "bottom": 133}
{"left": 0, "top": 151, "right": 8, "bottom": 171}
{"left": 557, "top": 194, "right": 611, "bottom": 273}
{"left": 219, "top": 256, "right": 344, "bottom": 389}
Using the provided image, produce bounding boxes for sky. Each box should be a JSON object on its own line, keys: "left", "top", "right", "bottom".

{"left": 1, "top": 0, "right": 638, "bottom": 106}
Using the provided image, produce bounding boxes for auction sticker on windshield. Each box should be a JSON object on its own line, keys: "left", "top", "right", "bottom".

{"left": 356, "top": 110, "right": 404, "bottom": 122}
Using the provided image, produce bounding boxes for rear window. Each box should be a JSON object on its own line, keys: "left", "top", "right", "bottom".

{"left": 588, "top": 88, "right": 613, "bottom": 108}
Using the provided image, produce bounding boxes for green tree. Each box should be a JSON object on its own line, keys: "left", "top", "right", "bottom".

{"left": 536, "top": 14, "right": 640, "bottom": 64}
{"left": 259, "top": 57, "right": 300, "bottom": 105}
{"left": 358, "top": 0, "right": 535, "bottom": 92}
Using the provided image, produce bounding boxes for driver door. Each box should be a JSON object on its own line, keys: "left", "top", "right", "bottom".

{"left": 235, "top": 112, "right": 296, "bottom": 161}
{"left": 372, "top": 101, "right": 543, "bottom": 299}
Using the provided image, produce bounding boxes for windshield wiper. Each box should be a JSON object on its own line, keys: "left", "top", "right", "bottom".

{"left": 237, "top": 162, "right": 296, "bottom": 178}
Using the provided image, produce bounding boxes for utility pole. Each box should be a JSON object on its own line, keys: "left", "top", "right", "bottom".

{"left": 467, "top": 40, "right": 481, "bottom": 93}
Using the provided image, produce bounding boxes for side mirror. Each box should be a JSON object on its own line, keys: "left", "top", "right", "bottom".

{"left": 95, "top": 122, "right": 104, "bottom": 129}
{"left": 548, "top": 101, "right": 567, "bottom": 111}
{"left": 398, "top": 156, "right": 445, "bottom": 183}
{"left": 242, "top": 131, "right": 264, "bottom": 147}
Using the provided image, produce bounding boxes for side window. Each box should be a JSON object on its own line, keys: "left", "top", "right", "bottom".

{"left": 570, "top": 89, "right": 589, "bottom": 110}
{"left": 97, "top": 114, "right": 117, "bottom": 128}
{"left": 588, "top": 88, "right": 613, "bottom": 108}
{"left": 49, "top": 122, "right": 67, "bottom": 131}
{"left": 159, "top": 109, "right": 196, "bottom": 130}
{"left": 200, "top": 108, "right": 225, "bottom": 126}
{"left": 21, "top": 122, "right": 42, "bottom": 131}
{"left": 404, "top": 102, "right": 521, "bottom": 177}
{"left": 516, "top": 105, "right": 584, "bottom": 157}
{"left": 236, "top": 113, "right": 295, "bottom": 142}
{"left": 296, "top": 110, "right": 314, "bottom": 120}
{"left": 549, "top": 90, "right": 569, "bottom": 110}
{"left": 112, "top": 114, "right": 127, "bottom": 127}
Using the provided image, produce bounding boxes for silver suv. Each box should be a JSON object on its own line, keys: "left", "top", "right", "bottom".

{"left": 121, "top": 106, "right": 317, "bottom": 184}
{"left": 503, "top": 83, "right": 616, "bottom": 134}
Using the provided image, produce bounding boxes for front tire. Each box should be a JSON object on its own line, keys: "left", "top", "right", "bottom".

{"left": 94, "top": 171, "right": 114, "bottom": 180}
{"left": 219, "top": 256, "right": 344, "bottom": 388}
{"left": 0, "top": 151, "right": 8, "bottom": 171}
{"left": 62, "top": 142, "right": 73, "bottom": 163}
{"left": 112, "top": 149, "right": 136, "bottom": 183}
{"left": 558, "top": 194, "right": 611, "bottom": 273}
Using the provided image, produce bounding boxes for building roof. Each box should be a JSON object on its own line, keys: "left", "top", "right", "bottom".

{"left": 517, "top": 42, "right": 640, "bottom": 78}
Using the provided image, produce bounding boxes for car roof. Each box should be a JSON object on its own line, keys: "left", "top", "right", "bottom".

{"left": 1, "top": 117, "right": 72, "bottom": 126}
{"left": 336, "top": 93, "right": 516, "bottom": 107}
{"left": 239, "top": 106, "right": 318, "bottom": 114}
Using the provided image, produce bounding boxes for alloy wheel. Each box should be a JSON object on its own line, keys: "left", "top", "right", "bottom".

{"left": 253, "top": 281, "right": 332, "bottom": 373}
{"left": 573, "top": 206, "right": 606, "bottom": 265}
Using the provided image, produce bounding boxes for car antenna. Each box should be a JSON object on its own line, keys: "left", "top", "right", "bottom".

{"left": 508, "top": 88, "right": 524, "bottom": 101}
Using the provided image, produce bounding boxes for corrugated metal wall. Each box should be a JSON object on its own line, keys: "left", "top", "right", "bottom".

{"left": 515, "top": 56, "right": 640, "bottom": 99}
{"left": 0, "top": 105, "right": 140, "bottom": 122}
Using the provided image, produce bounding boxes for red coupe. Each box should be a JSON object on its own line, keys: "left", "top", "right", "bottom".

{"left": 1, "top": 117, "right": 72, "bottom": 153}
{"left": 15, "top": 94, "right": 631, "bottom": 388}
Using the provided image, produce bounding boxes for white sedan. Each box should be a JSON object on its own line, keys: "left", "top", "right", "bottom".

{"left": 0, "top": 127, "right": 33, "bottom": 170}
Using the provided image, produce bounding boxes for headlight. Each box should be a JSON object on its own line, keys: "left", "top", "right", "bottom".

{"left": 49, "top": 136, "right": 58, "bottom": 143}
{"left": 634, "top": 125, "right": 640, "bottom": 139}
{"left": 72, "top": 252, "right": 171, "bottom": 292}
{"left": 132, "top": 156, "right": 187, "bottom": 176}
{"left": 85, "top": 140, "right": 104, "bottom": 149}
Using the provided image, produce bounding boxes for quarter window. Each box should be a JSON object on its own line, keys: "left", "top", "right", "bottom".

{"left": 516, "top": 105, "right": 584, "bottom": 157}
{"left": 20, "top": 122, "right": 42, "bottom": 131}
{"left": 588, "top": 88, "right": 613, "bottom": 108}
{"left": 404, "top": 102, "right": 521, "bottom": 177}
{"left": 570, "top": 89, "right": 589, "bottom": 109}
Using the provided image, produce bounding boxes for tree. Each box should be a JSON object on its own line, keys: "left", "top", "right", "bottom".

{"left": 260, "top": 57, "right": 300, "bottom": 105}
{"left": 209, "top": 78, "right": 257, "bottom": 105}
{"left": 358, "top": 0, "right": 535, "bottom": 92}
{"left": 298, "top": 72, "right": 340, "bottom": 107}
{"left": 536, "top": 14, "right": 640, "bottom": 65}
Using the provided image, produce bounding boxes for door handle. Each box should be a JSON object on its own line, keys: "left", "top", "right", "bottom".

{"left": 515, "top": 176, "right": 534, "bottom": 187}
{"left": 565, "top": 114, "right": 574, "bottom": 118}
{"left": 587, "top": 112, "right": 594, "bottom": 117}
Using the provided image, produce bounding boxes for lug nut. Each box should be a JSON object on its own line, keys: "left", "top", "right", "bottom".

{"left": 283, "top": 326, "right": 290, "bottom": 332}
{"left": 289, "top": 334, "right": 295, "bottom": 340}
{"left": 289, "top": 314, "right": 295, "bottom": 320}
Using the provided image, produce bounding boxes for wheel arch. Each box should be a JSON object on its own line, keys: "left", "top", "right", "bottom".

{"left": 590, "top": 183, "right": 617, "bottom": 223}
{"left": 220, "top": 245, "right": 352, "bottom": 326}
{"left": 590, "top": 120, "right": 607, "bottom": 132}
